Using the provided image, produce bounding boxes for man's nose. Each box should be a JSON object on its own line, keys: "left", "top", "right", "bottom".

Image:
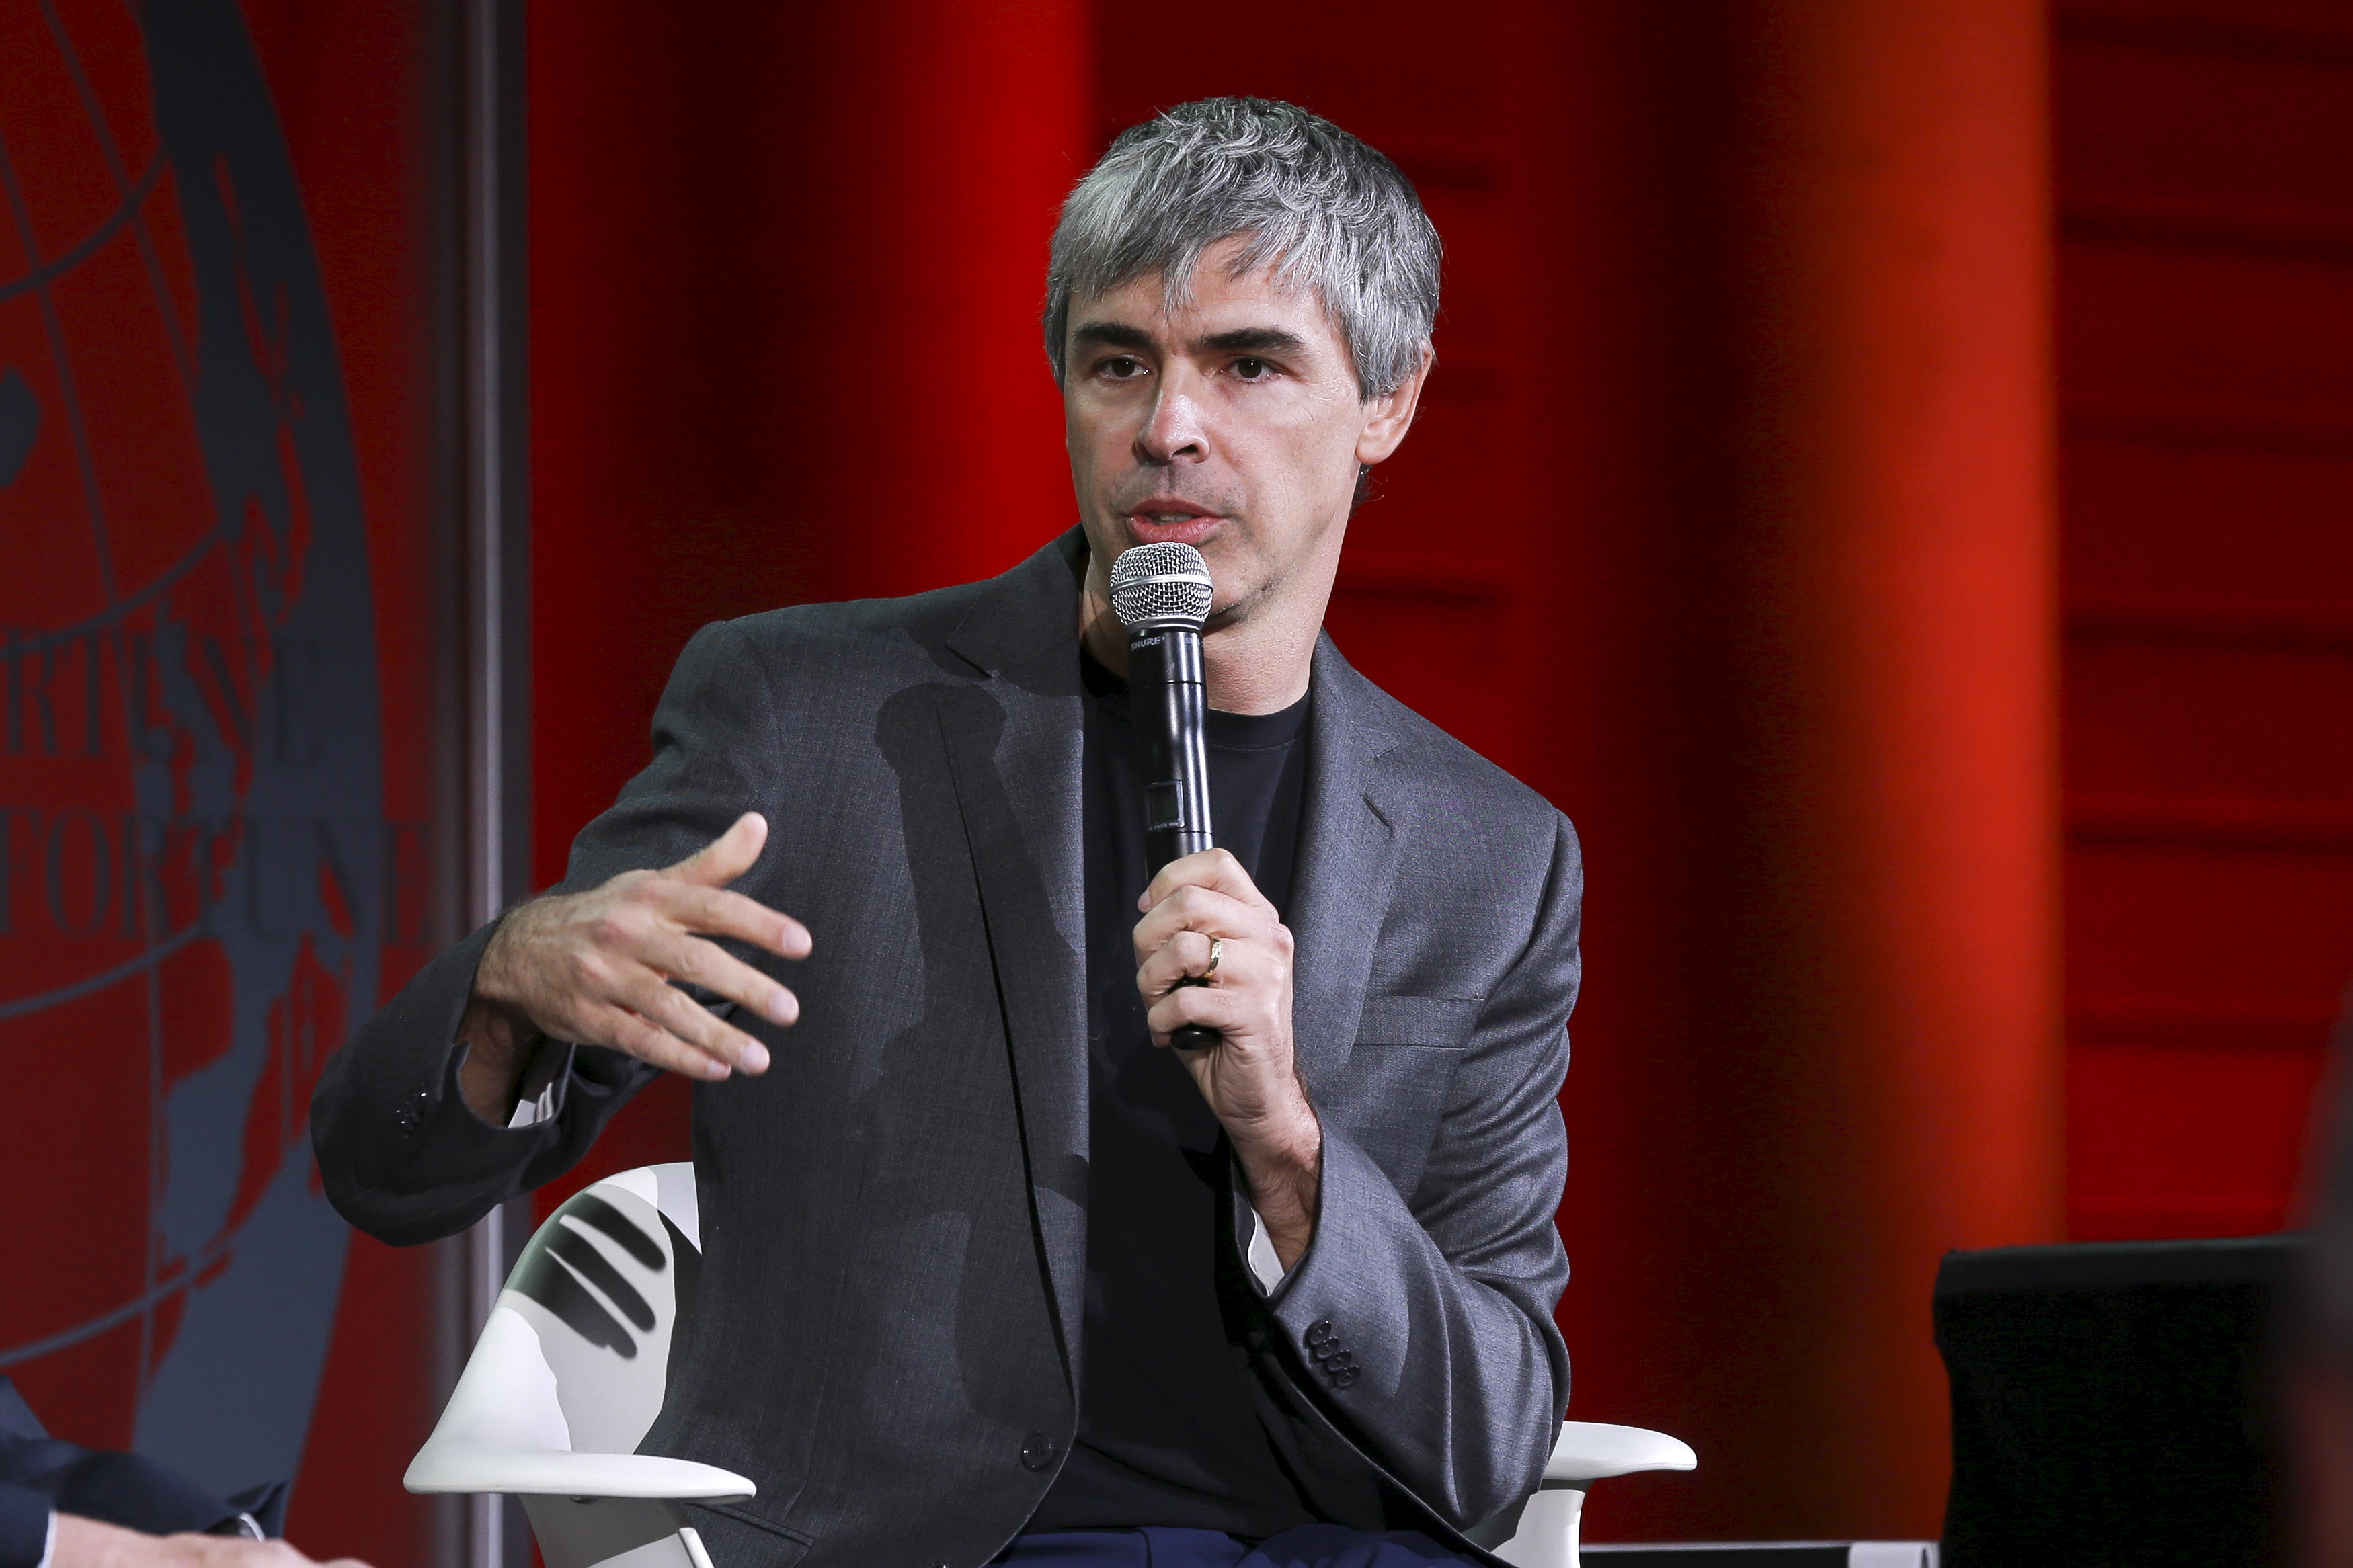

{"left": 1135, "top": 384, "right": 1209, "bottom": 465}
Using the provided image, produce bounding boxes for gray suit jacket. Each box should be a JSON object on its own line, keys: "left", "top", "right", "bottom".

{"left": 313, "top": 531, "right": 1579, "bottom": 1568}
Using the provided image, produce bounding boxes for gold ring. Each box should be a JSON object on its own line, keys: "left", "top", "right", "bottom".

{"left": 1201, "top": 936, "right": 1223, "bottom": 981}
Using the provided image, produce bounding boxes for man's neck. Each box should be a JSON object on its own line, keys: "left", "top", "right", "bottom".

{"left": 1079, "top": 571, "right": 1321, "bottom": 716}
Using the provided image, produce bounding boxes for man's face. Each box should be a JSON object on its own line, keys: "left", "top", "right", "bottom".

{"left": 1062, "top": 236, "right": 1423, "bottom": 628}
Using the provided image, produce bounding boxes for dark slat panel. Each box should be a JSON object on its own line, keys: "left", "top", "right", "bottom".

{"left": 2069, "top": 796, "right": 2353, "bottom": 853}
{"left": 2065, "top": 394, "right": 2353, "bottom": 458}
{"left": 2060, "top": 245, "right": 2353, "bottom": 413}
{"left": 2071, "top": 994, "right": 2339, "bottom": 1049}
{"left": 2061, "top": 440, "right": 2353, "bottom": 611}
{"left": 2057, "top": 0, "right": 2353, "bottom": 1251}
{"left": 2059, "top": 1, "right": 2353, "bottom": 66}
{"left": 2067, "top": 597, "right": 2353, "bottom": 653}
{"left": 2064, "top": 638, "right": 2353, "bottom": 802}
{"left": 2063, "top": 197, "right": 2353, "bottom": 265}
{"left": 2065, "top": 841, "right": 2353, "bottom": 1001}
{"left": 2057, "top": 34, "right": 2353, "bottom": 222}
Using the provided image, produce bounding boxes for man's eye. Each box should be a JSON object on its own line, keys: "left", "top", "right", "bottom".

{"left": 1232, "top": 358, "right": 1269, "bottom": 380}
{"left": 1100, "top": 357, "right": 1148, "bottom": 379}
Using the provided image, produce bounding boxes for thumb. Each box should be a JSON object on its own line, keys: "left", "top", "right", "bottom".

{"left": 666, "top": 811, "right": 767, "bottom": 887}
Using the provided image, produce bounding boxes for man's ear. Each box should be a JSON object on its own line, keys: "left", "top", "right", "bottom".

{"left": 1355, "top": 346, "right": 1433, "bottom": 467}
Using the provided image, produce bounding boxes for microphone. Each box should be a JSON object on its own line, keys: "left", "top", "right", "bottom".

{"left": 1109, "top": 542, "right": 1220, "bottom": 1052}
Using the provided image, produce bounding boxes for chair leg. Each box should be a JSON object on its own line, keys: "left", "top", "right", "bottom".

{"left": 1494, "top": 1483, "right": 1589, "bottom": 1568}
{"left": 518, "top": 1496, "right": 707, "bottom": 1568}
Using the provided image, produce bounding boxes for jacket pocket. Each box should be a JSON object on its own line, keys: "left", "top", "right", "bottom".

{"left": 1353, "top": 993, "right": 1481, "bottom": 1049}
{"left": 1334, "top": 996, "right": 1482, "bottom": 1196}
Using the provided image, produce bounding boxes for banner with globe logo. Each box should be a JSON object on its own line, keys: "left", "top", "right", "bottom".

{"left": 1, "top": 0, "right": 387, "bottom": 1506}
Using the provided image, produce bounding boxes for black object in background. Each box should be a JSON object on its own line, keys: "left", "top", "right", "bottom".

{"left": 1933, "top": 1233, "right": 2299, "bottom": 1567}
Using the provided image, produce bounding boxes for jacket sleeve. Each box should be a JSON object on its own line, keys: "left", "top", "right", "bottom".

{"left": 1263, "top": 811, "right": 1579, "bottom": 1530}
{"left": 0, "top": 1486, "right": 46, "bottom": 1568}
{"left": 311, "top": 620, "right": 783, "bottom": 1245}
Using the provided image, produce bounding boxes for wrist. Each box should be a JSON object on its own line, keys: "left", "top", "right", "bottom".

{"left": 1232, "top": 1106, "right": 1321, "bottom": 1178}
{"left": 455, "top": 996, "right": 539, "bottom": 1126}
{"left": 1234, "top": 1102, "right": 1322, "bottom": 1270}
{"left": 1227, "top": 1071, "right": 1321, "bottom": 1169}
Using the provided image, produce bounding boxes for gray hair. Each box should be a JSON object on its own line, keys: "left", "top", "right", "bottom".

{"left": 1043, "top": 98, "right": 1441, "bottom": 401}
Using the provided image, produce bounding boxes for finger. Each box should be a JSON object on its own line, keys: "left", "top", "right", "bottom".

{"left": 1134, "top": 928, "right": 1227, "bottom": 997}
{"left": 1145, "top": 980, "right": 1248, "bottom": 1045}
{"left": 1132, "top": 883, "right": 1273, "bottom": 956}
{"left": 623, "top": 975, "right": 772, "bottom": 1071}
{"left": 645, "top": 930, "right": 800, "bottom": 1026}
{"left": 647, "top": 881, "right": 811, "bottom": 960}
{"left": 1138, "top": 847, "right": 1271, "bottom": 915}
{"left": 664, "top": 811, "right": 768, "bottom": 889}
{"left": 594, "top": 1003, "right": 737, "bottom": 1081}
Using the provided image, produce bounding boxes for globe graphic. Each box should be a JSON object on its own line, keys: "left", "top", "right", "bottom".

{"left": 0, "top": 0, "right": 383, "bottom": 1500}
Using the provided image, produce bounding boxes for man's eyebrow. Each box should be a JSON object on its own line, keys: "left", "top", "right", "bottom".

{"left": 1070, "top": 321, "right": 1155, "bottom": 351}
{"left": 1197, "top": 327, "right": 1307, "bottom": 356}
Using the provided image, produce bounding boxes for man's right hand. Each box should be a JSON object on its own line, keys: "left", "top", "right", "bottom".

{"left": 456, "top": 812, "right": 811, "bottom": 1123}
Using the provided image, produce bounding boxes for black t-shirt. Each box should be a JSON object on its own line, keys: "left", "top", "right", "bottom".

{"left": 1023, "top": 649, "right": 1318, "bottom": 1538}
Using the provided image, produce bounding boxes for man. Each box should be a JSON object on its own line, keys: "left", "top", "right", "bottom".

{"left": 0, "top": 1380, "right": 366, "bottom": 1568}
{"left": 314, "top": 97, "right": 1581, "bottom": 1568}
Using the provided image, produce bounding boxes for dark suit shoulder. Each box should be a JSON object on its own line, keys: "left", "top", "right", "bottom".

{"left": 1322, "top": 640, "right": 1574, "bottom": 843}
{"left": 706, "top": 530, "right": 1084, "bottom": 692}
{"left": 727, "top": 571, "right": 989, "bottom": 644}
{"left": 710, "top": 579, "right": 986, "bottom": 674}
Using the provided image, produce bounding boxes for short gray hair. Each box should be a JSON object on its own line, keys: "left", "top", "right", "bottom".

{"left": 1043, "top": 98, "right": 1441, "bottom": 401}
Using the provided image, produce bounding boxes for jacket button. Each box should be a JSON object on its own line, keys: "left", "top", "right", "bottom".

{"left": 1019, "top": 1432, "right": 1057, "bottom": 1471}
{"left": 1305, "top": 1318, "right": 1334, "bottom": 1348}
{"left": 1332, "top": 1366, "right": 1361, "bottom": 1389}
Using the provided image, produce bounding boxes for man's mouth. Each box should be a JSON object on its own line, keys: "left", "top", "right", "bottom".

{"left": 1122, "top": 502, "right": 1225, "bottom": 546}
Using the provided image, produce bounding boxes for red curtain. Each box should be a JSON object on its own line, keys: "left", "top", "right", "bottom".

{"left": 410, "top": 0, "right": 2353, "bottom": 1546}
{"left": 522, "top": 0, "right": 2077, "bottom": 1544}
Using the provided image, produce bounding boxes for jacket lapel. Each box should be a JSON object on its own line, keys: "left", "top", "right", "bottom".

{"left": 924, "top": 550, "right": 1413, "bottom": 1364}
{"left": 936, "top": 534, "right": 1091, "bottom": 1366}
{"left": 1286, "top": 635, "right": 1408, "bottom": 1087}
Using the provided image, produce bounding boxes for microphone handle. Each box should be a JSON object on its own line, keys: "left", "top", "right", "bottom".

{"left": 1128, "top": 624, "right": 1221, "bottom": 1052}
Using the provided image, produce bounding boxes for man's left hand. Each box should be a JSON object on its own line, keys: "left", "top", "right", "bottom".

{"left": 1134, "top": 849, "right": 1322, "bottom": 1269}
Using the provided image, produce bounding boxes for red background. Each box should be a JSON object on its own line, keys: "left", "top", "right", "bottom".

{"left": 136, "top": 0, "right": 2353, "bottom": 1555}
{"left": 244, "top": 4, "right": 446, "bottom": 1563}
{"left": 524, "top": 0, "right": 2353, "bottom": 1544}
{"left": 0, "top": 2, "right": 449, "bottom": 1566}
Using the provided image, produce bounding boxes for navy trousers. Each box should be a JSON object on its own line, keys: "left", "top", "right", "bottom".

{"left": 994, "top": 1526, "right": 1476, "bottom": 1567}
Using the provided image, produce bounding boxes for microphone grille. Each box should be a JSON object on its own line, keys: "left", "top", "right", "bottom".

{"left": 1109, "top": 542, "right": 1213, "bottom": 630}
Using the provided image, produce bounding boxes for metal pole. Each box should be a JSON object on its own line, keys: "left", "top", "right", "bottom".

{"left": 458, "top": 1, "right": 526, "bottom": 1566}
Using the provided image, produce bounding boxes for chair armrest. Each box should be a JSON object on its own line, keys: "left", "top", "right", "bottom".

{"left": 405, "top": 1446, "right": 756, "bottom": 1501}
{"left": 1545, "top": 1421, "right": 1697, "bottom": 1485}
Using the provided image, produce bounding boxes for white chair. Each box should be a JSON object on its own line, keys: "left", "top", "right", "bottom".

{"left": 409, "top": 1162, "right": 1696, "bottom": 1568}
{"left": 1492, "top": 1422, "right": 1698, "bottom": 1567}
{"left": 406, "top": 1163, "right": 747, "bottom": 1568}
